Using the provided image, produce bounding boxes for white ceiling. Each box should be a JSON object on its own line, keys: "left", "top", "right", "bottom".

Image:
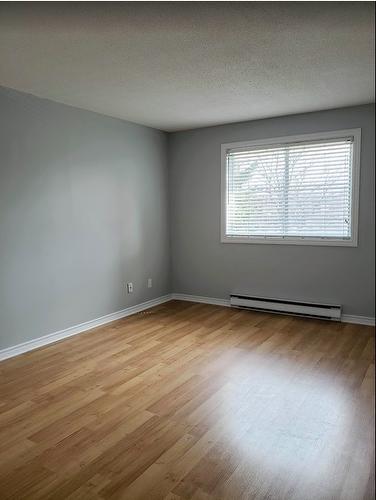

{"left": 0, "top": 2, "right": 374, "bottom": 132}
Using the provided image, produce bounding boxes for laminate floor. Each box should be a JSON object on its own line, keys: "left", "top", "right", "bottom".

{"left": 0, "top": 301, "right": 374, "bottom": 499}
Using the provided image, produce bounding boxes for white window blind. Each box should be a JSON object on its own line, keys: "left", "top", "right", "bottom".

{"left": 223, "top": 132, "right": 360, "bottom": 245}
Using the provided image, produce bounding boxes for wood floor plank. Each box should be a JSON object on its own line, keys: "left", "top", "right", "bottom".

{"left": 0, "top": 300, "right": 374, "bottom": 499}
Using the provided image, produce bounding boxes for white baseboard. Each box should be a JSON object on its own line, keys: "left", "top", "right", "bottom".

{"left": 341, "top": 314, "right": 375, "bottom": 326}
{"left": 1, "top": 292, "right": 374, "bottom": 362}
{"left": 171, "top": 293, "right": 231, "bottom": 308}
{"left": 0, "top": 294, "right": 172, "bottom": 362}
{"left": 171, "top": 293, "right": 375, "bottom": 326}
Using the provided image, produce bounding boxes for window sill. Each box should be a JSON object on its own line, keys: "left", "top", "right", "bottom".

{"left": 221, "top": 235, "right": 358, "bottom": 247}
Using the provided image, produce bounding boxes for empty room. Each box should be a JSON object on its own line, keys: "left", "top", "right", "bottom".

{"left": 0, "top": 2, "right": 375, "bottom": 499}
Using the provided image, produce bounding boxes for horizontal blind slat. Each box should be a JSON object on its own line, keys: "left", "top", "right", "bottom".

{"left": 226, "top": 137, "right": 353, "bottom": 240}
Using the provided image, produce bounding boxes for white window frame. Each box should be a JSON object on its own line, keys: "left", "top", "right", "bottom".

{"left": 221, "top": 129, "right": 361, "bottom": 247}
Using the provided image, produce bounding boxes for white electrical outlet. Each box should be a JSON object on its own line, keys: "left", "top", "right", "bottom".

{"left": 126, "top": 282, "right": 133, "bottom": 293}
{"left": 147, "top": 278, "right": 153, "bottom": 288}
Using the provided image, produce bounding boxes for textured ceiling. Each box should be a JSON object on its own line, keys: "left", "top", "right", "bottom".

{"left": 0, "top": 2, "right": 374, "bottom": 131}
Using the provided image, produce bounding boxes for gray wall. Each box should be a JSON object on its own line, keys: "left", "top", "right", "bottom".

{"left": 0, "top": 87, "right": 170, "bottom": 349}
{"left": 169, "top": 104, "right": 375, "bottom": 317}
{"left": 1, "top": 89, "right": 374, "bottom": 353}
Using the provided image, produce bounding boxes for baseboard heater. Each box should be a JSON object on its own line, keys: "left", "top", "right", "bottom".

{"left": 230, "top": 294, "right": 342, "bottom": 321}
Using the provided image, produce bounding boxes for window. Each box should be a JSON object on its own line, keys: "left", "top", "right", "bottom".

{"left": 221, "top": 129, "right": 361, "bottom": 246}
